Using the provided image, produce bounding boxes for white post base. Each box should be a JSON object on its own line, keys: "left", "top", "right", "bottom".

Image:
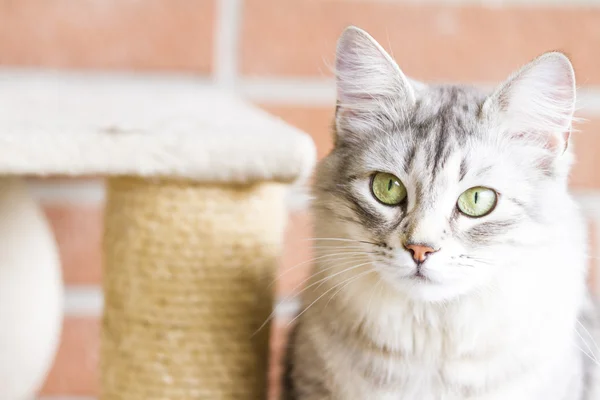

{"left": 0, "top": 178, "right": 63, "bottom": 399}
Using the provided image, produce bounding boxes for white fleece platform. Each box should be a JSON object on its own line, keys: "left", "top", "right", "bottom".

{"left": 0, "top": 70, "right": 316, "bottom": 184}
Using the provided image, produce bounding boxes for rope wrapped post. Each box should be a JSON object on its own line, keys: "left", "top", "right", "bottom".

{"left": 0, "top": 71, "right": 315, "bottom": 399}
{"left": 101, "top": 177, "right": 287, "bottom": 399}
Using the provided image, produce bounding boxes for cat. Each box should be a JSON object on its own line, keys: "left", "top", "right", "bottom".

{"left": 282, "top": 26, "right": 600, "bottom": 400}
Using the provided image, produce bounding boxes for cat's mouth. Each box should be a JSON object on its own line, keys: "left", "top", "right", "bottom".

{"left": 407, "top": 268, "right": 434, "bottom": 283}
{"left": 409, "top": 271, "right": 430, "bottom": 282}
{"left": 412, "top": 270, "right": 427, "bottom": 279}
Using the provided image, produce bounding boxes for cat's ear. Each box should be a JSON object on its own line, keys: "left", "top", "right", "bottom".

{"left": 482, "top": 52, "right": 576, "bottom": 154}
{"left": 335, "top": 26, "right": 415, "bottom": 138}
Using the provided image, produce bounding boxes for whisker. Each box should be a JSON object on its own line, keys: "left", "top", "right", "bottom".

{"left": 311, "top": 245, "right": 370, "bottom": 250}
{"left": 306, "top": 238, "right": 380, "bottom": 246}
{"left": 288, "top": 268, "right": 375, "bottom": 327}
{"left": 324, "top": 268, "right": 376, "bottom": 310}
{"left": 282, "top": 260, "right": 376, "bottom": 317}
{"left": 577, "top": 319, "right": 600, "bottom": 356}
{"left": 460, "top": 256, "right": 493, "bottom": 265}
{"left": 269, "top": 251, "right": 370, "bottom": 287}
{"left": 254, "top": 256, "right": 370, "bottom": 337}
{"left": 574, "top": 342, "right": 600, "bottom": 366}
{"left": 286, "top": 256, "right": 370, "bottom": 297}
{"left": 366, "top": 276, "right": 383, "bottom": 315}
{"left": 574, "top": 326, "right": 597, "bottom": 363}
{"left": 314, "top": 261, "right": 375, "bottom": 290}
{"left": 259, "top": 256, "right": 374, "bottom": 334}
{"left": 454, "top": 263, "right": 477, "bottom": 269}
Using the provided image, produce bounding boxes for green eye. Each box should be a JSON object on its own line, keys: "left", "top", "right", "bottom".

{"left": 371, "top": 172, "right": 407, "bottom": 206}
{"left": 457, "top": 187, "right": 497, "bottom": 217}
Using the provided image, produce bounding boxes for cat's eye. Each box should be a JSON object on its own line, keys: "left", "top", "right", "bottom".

{"left": 457, "top": 187, "right": 497, "bottom": 217}
{"left": 371, "top": 172, "right": 407, "bottom": 206}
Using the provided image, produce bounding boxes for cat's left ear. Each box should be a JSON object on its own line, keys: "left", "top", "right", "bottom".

{"left": 482, "top": 52, "right": 576, "bottom": 154}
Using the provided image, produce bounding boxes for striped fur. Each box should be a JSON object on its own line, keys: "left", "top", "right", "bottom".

{"left": 283, "top": 27, "right": 599, "bottom": 399}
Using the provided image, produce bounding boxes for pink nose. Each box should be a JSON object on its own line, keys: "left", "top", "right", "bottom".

{"left": 405, "top": 244, "right": 437, "bottom": 263}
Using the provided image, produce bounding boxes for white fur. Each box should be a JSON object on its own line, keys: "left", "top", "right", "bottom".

{"left": 313, "top": 188, "right": 587, "bottom": 399}
{"left": 299, "top": 27, "right": 595, "bottom": 399}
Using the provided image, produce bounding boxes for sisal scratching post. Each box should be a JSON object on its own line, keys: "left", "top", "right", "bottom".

{"left": 102, "top": 177, "right": 287, "bottom": 399}
{"left": 0, "top": 70, "right": 315, "bottom": 400}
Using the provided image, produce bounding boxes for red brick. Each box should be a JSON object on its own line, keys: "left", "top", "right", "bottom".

{"left": 43, "top": 205, "right": 104, "bottom": 285}
{"left": 241, "top": 2, "right": 600, "bottom": 84}
{"left": 571, "top": 118, "right": 600, "bottom": 189}
{"left": 39, "top": 317, "right": 100, "bottom": 396}
{"left": 279, "top": 211, "right": 313, "bottom": 296}
{"left": 260, "top": 105, "right": 335, "bottom": 160}
{"left": 269, "top": 319, "right": 292, "bottom": 400}
{"left": 0, "top": 0, "right": 215, "bottom": 73}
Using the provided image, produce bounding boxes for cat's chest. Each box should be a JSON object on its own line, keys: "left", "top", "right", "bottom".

{"left": 317, "top": 306, "right": 543, "bottom": 398}
{"left": 329, "top": 349, "right": 552, "bottom": 400}
{"left": 313, "top": 272, "right": 583, "bottom": 399}
{"left": 319, "top": 323, "right": 578, "bottom": 400}
{"left": 320, "top": 323, "right": 496, "bottom": 396}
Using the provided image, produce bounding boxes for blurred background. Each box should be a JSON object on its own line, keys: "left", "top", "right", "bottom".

{"left": 1, "top": 0, "right": 598, "bottom": 398}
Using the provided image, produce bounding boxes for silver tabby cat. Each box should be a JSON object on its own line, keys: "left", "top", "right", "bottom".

{"left": 283, "top": 26, "right": 600, "bottom": 400}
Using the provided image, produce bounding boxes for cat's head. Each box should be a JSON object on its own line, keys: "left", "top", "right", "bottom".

{"left": 313, "top": 26, "right": 577, "bottom": 302}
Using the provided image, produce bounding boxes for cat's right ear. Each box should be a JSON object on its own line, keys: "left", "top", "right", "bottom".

{"left": 334, "top": 26, "right": 415, "bottom": 141}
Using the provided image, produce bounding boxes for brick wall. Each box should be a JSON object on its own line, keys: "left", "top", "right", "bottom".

{"left": 1, "top": 1, "right": 598, "bottom": 398}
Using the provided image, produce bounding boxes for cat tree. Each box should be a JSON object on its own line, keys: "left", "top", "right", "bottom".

{"left": 0, "top": 71, "right": 315, "bottom": 399}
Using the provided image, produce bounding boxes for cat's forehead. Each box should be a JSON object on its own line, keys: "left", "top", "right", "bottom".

{"left": 409, "top": 85, "right": 487, "bottom": 135}
{"left": 387, "top": 86, "right": 489, "bottom": 175}
{"left": 337, "top": 85, "right": 494, "bottom": 177}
